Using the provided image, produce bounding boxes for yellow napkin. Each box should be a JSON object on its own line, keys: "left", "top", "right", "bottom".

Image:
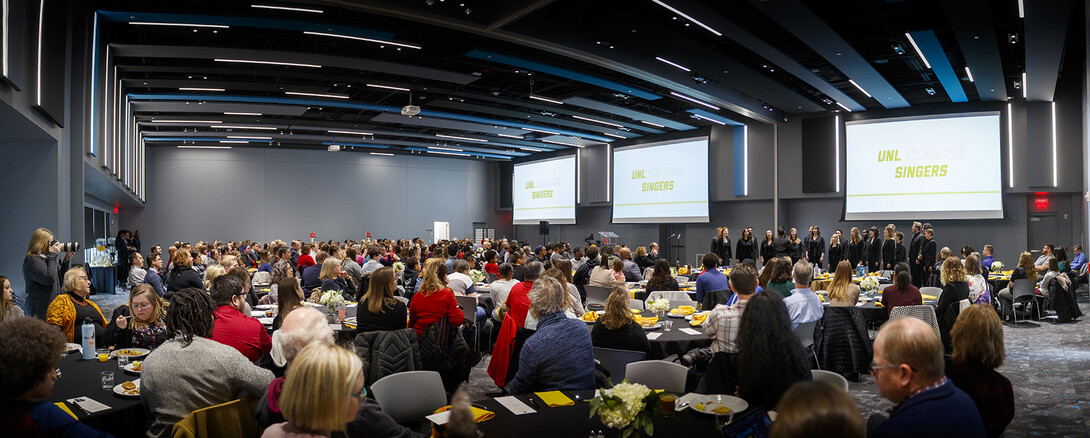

{"left": 629, "top": 290, "right": 636, "bottom": 299}
{"left": 259, "top": 288, "right": 270, "bottom": 292}
{"left": 630, "top": 308, "right": 641, "bottom": 314}
{"left": 535, "top": 391, "right": 575, "bottom": 407}
{"left": 581, "top": 311, "right": 600, "bottom": 322}
{"left": 55, "top": 402, "right": 78, "bottom": 419}
{"left": 819, "top": 294, "right": 826, "bottom": 302}
{"left": 469, "top": 406, "right": 495, "bottom": 422}
{"left": 922, "top": 294, "right": 937, "bottom": 300}
{"left": 690, "top": 313, "right": 708, "bottom": 326}
{"left": 875, "top": 302, "right": 885, "bottom": 307}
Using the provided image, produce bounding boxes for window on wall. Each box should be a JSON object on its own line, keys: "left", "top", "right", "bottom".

{"left": 83, "top": 207, "right": 111, "bottom": 249}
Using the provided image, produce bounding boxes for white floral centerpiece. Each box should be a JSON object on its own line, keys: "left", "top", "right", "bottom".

{"left": 392, "top": 261, "right": 405, "bottom": 274}
{"left": 468, "top": 269, "right": 485, "bottom": 283}
{"left": 646, "top": 297, "right": 670, "bottom": 316}
{"left": 588, "top": 381, "right": 660, "bottom": 438}
{"left": 319, "top": 289, "right": 345, "bottom": 309}
{"left": 859, "top": 276, "right": 880, "bottom": 293}
{"left": 991, "top": 261, "right": 1004, "bottom": 273}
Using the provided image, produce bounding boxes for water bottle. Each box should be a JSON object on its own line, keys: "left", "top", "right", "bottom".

{"left": 81, "top": 318, "right": 95, "bottom": 360}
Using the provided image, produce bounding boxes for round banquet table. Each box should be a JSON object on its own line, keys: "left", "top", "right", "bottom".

{"left": 48, "top": 350, "right": 147, "bottom": 437}
{"left": 473, "top": 390, "right": 744, "bottom": 438}
{"left": 585, "top": 310, "right": 712, "bottom": 360}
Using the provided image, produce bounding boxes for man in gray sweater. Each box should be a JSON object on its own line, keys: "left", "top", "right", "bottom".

{"left": 142, "top": 287, "right": 273, "bottom": 438}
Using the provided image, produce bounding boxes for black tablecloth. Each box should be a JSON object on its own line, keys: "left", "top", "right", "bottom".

{"left": 88, "top": 267, "right": 117, "bottom": 295}
{"left": 586, "top": 311, "right": 712, "bottom": 360}
{"left": 49, "top": 351, "right": 146, "bottom": 437}
{"left": 473, "top": 390, "right": 730, "bottom": 437}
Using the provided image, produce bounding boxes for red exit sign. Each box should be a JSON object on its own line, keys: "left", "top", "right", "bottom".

{"left": 1034, "top": 197, "right": 1050, "bottom": 210}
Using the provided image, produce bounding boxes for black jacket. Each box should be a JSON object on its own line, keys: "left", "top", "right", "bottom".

{"left": 847, "top": 240, "right": 865, "bottom": 267}
{"left": 814, "top": 307, "right": 872, "bottom": 376}
{"left": 909, "top": 232, "right": 923, "bottom": 265}
{"left": 806, "top": 236, "right": 826, "bottom": 264}
{"left": 711, "top": 237, "right": 731, "bottom": 264}
{"left": 936, "top": 281, "right": 970, "bottom": 354}
{"left": 736, "top": 238, "right": 756, "bottom": 263}
{"left": 165, "top": 266, "right": 203, "bottom": 295}
{"left": 882, "top": 239, "right": 897, "bottom": 269}
{"left": 591, "top": 320, "right": 651, "bottom": 355}
{"left": 895, "top": 243, "right": 907, "bottom": 264}
{"left": 634, "top": 255, "right": 655, "bottom": 272}
{"left": 760, "top": 240, "right": 774, "bottom": 261}
{"left": 866, "top": 237, "right": 882, "bottom": 268}
{"left": 828, "top": 245, "right": 844, "bottom": 268}
{"left": 772, "top": 237, "right": 792, "bottom": 258}
{"left": 921, "top": 239, "right": 937, "bottom": 270}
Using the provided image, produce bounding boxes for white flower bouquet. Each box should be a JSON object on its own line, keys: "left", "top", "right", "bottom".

{"left": 319, "top": 289, "right": 345, "bottom": 309}
{"left": 588, "top": 381, "right": 660, "bottom": 437}
{"left": 991, "top": 261, "right": 1004, "bottom": 272}
{"left": 859, "top": 276, "right": 880, "bottom": 292}
{"left": 646, "top": 297, "right": 671, "bottom": 314}
{"left": 469, "top": 269, "right": 485, "bottom": 283}
{"left": 392, "top": 261, "right": 405, "bottom": 273}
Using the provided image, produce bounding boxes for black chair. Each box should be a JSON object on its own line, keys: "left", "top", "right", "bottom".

{"left": 1010, "top": 279, "right": 1039, "bottom": 326}
{"left": 593, "top": 347, "right": 646, "bottom": 386}
{"left": 701, "top": 288, "right": 732, "bottom": 310}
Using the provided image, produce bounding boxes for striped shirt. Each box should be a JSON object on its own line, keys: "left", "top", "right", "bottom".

{"left": 702, "top": 299, "right": 748, "bottom": 353}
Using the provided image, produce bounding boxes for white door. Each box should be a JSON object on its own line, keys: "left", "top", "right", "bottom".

{"left": 434, "top": 221, "right": 450, "bottom": 243}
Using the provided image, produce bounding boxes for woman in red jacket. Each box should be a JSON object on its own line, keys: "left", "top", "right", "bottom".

{"left": 487, "top": 261, "right": 542, "bottom": 388}
{"left": 408, "top": 258, "right": 464, "bottom": 337}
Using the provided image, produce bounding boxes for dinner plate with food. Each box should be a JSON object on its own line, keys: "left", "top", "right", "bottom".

{"left": 255, "top": 304, "right": 277, "bottom": 310}
{"left": 65, "top": 343, "right": 81, "bottom": 354}
{"left": 111, "top": 348, "right": 150, "bottom": 359}
{"left": 114, "top": 379, "right": 140, "bottom": 398}
{"left": 634, "top": 316, "right": 661, "bottom": 330}
{"left": 688, "top": 394, "right": 748, "bottom": 415}
{"left": 124, "top": 361, "right": 143, "bottom": 374}
{"left": 667, "top": 306, "right": 696, "bottom": 317}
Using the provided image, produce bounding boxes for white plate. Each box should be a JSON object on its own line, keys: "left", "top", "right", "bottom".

{"left": 111, "top": 348, "right": 150, "bottom": 359}
{"left": 124, "top": 361, "right": 142, "bottom": 374}
{"left": 113, "top": 379, "right": 141, "bottom": 398}
{"left": 640, "top": 322, "right": 663, "bottom": 331}
{"left": 255, "top": 304, "right": 276, "bottom": 310}
{"left": 685, "top": 311, "right": 711, "bottom": 321}
{"left": 667, "top": 311, "right": 692, "bottom": 318}
{"left": 65, "top": 343, "right": 81, "bottom": 353}
{"left": 688, "top": 394, "right": 748, "bottom": 415}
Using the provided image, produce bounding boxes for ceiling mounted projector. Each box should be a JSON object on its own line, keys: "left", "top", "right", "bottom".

{"left": 327, "top": 144, "right": 341, "bottom": 152}
{"left": 401, "top": 105, "right": 421, "bottom": 116}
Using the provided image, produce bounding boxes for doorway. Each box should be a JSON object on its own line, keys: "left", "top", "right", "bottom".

{"left": 1028, "top": 213, "right": 1060, "bottom": 256}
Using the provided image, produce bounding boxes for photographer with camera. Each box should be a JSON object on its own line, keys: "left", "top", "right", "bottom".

{"left": 22, "top": 228, "right": 75, "bottom": 319}
{"left": 115, "top": 229, "right": 140, "bottom": 292}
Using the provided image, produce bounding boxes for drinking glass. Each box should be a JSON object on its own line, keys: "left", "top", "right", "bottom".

{"left": 337, "top": 303, "right": 346, "bottom": 323}
{"left": 117, "top": 354, "right": 129, "bottom": 369}
{"left": 100, "top": 371, "right": 114, "bottom": 390}
{"left": 663, "top": 320, "right": 673, "bottom": 332}
{"left": 659, "top": 393, "right": 677, "bottom": 417}
{"left": 96, "top": 349, "right": 109, "bottom": 363}
{"left": 713, "top": 395, "right": 734, "bottom": 429}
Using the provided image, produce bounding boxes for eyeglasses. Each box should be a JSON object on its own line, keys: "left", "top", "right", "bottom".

{"left": 870, "top": 361, "right": 910, "bottom": 376}
{"left": 132, "top": 302, "right": 152, "bottom": 310}
{"left": 349, "top": 388, "right": 367, "bottom": 399}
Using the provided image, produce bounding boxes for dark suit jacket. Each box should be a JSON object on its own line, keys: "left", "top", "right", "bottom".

{"left": 867, "top": 237, "right": 882, "bottom": 267}
{"left": 909, "top": 232, "right": 923, "bottom": 264}
{"left": 882, "top": 239, "right": 896, "bottom": 268}
{"left": 870, "top": 379, "right": 985, "bottom": 438}
{"left": 895, "top": 244, "right": 907, "bottom": 264}
{"left": 921, "top": 239, "right": 937, "bottom": 269}
{"left": 772, "top": 237, "right": 791, "bottom": 258}
{"left": 711, "top": 237, "right": 731, "bottom": 263}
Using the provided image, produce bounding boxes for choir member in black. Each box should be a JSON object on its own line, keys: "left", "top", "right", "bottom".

{"left": 773, "top": 227, "right": 791, "bottom": 258}
{"left": 895, "top": 232, "right": 907, "bottom": 264}
{"left": 828, "top": 234, "right": 844, "bottom": 269}
{"left": 806, "top": 227, "right": 826, "bottom": 269}
{"left": 788, "top": 228, "right": 803, "bottom": 264}
{"left": 711, "top": 227, "right": 732, "bottom": 267}
{"left": 881, "top": 224, "right": 897, "bottom": 270}
{"left": 847, "top": 227, "right": 865, "bottom": 269}
{"left": 908, "top": 221, "right": 924, "bottom": 287}
{"left": 760, "top": 229, "right": 775, "bottom": 266}
{"left": 802, "top": 226, "right": 814, "bottom": 263}
{"left": 919, "top": 227, "right": 937, "bottom": 280}
{"left": 735, "top": 228, "right": 756, "bottom": 265}
{"left": 866, "top": 226, "right": 882, "bottom": 273}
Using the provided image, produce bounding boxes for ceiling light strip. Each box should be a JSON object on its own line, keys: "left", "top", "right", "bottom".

{"left": 528, "top": 95, "right": 564, "bottom": 105}
{"left": 744, "top": 125, "right": 749, "bottom": 195}
{"left": 223, "top": 112, "right": 261, "bottom": 116}
{"left": 1022, "top": 72, "right": 1027, "bottom": 98}
{"left": 542, "top": 139, "right": 585, "bottom": 148}
{"left": 835, "top": 102, "right": 852, "bottom": 112}
{"left": 650, "top": 0, "right": 722, "bottom": 36}
{"left": 370, "top": 152, "right": 393, "bottom": 156}
{"left": 670, "top": 91, "right": 720, "bottom": 110}
{"left": 214, "top": 125, "right": 277, "bottom": 130}
{"left": 328, "top": 130, "right": 373, "bottom": 135}
{"left": 227, "top": 135, "right": 272, "bottom": 139}
{"left": 903, "top": 33, "right": 931, "bottom": 69}
{"left": 302, "top": 31, "right": 420, "bottom": 49}
{"left": 964, "top": 66, "right": 974, "bottom": 82}
{"left": 366, "top": 83, "right": 410, "bottom": 92}
{"left": 178, "top": 145, "right": 231, "bottom": 149}
{"left": 834, "top": 116, "right": 839, "bottom": 193}
{"left": 496, "top": 133, "right": 524, "bottom": 139}
{"left": 692, "top": 114, "right": 726, "bottom": 125}
{"left": 179, "top": 87, "right": 225, "bottom": 92}
{"left": 214, "top": 58, "right": 321, "bottom": 68}
{"left": 1007, "top": 102, "right": 1014, "bottom": 188}
{"left": 847, "top": 79, "right": 872, "bottom": 98}
{"left": 428, "top": 146, "right": 463, "bottom": 151}
{"left": 640, "top": 120, "right": 665, "bottom": 128}
{"left": 603, "top": 132, "right": 626, "bottom": 139}
{"left": 1052, "top": 101, "right": 1057, "bottom": 187}
{"left": 571, "top": 114, "right": 624, "bottom": 128}
{"left": 285, "top": 91, "right": 348, "bottom": 99}
{"left": 130, "top": 22, "right": 229, "bottom": 29}
{"left": 220, "top": 140, "right": 249, "bottom": 143}
{"left": 150, "top": 119, "right": 222, "bottom": 123}
{"left": 436, "top": 134, "right": 487, "bottom": 142}
{"left": 252, "top": 4, "right": 323, "bottom": 13}
{"left": 655, "top": 56, "right": 691, "bottom": 72}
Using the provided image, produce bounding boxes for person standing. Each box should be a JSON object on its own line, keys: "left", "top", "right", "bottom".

{"left": 920, "top": 227, "right": 937, "bottom": 281}
{"left": 711, "top": 228, "right": 732, "bottom": 267}
{"left": 788, "top": 228, "right": 803, "bottom": 265}
{"left": 866, "top": 227, "right": 882, "bottom": 273}
{"left": 895, "top": 232, "right": 907, "bottom": 264}
{"left": 773, "top": 227, "right": 792, "bottom": 258}
{"left": 882, "top": 225, "right": 897, "bottom": 270}
{"left": 760, "top": 229, "right": 775, "bottom": 266}
{"left": 827, "top": 234, "right": 844, "bottom": 269}
{"left": 847, "top": 227, "right": 865, "bottom": 269}
{"left": 735, "top": 228, "right": 756, "bottom": 264}
{"left": 909, "top": 222, "right": 924, "bottom": 287}
{"left": 806, "top": 227, "right": 825, "bottom": 270}
{"left": 115, "top": 230, "right": 140, "bottom": 292}
{"left": 22, "top": 228, "right": 72, "bottom": 319}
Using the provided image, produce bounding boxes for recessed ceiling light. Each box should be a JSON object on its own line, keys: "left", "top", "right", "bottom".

{"left": 178, "top": 145, "right": 231, "bottom": 149}
{"left": 669, "top": 91, "right": 720, "bottom": 110}
{"left": 640, "top": 120, "right": 666, "bottom": 128}
{"left": 847, "top": 79, "right": 872, "bottom": 98}
{"left": 650, "top": 0, "right": 722, "bottom": 36}
{"left": 223, "top": 112, "right": 261, "bottom": 116}
{"left": 226, "top": 136, "right": 272, "bottom": 139}
{"left": 571, "top": 115, "right": 624, "bottom": 128}
{"left": 428, "top": 146, "right": 463, "bottom": 151}
{"left": 150, "top": 120, "right": 222, "bottom": 124}
{"left": 219, "top": 140, "right": 249, "bottom": 144}
{"left": 328, "top": 130, "right": 373, "bottom": 136}
{"left": 179, "top": 87, "right": 225, "bottom": 92}
{"left": 523, "top": 127, "right": 560, "bottom": 135}
{"left": 692, "top": 114, "right": 726, "bottom": 125}
{"left": 542, "top": 139, "right": 585, "bottom": 148}
{"left": 603, "top": 132, "right": 626, "bottom": 139}
{"left": 903, "top": 33, "right": 931, "bottom": 69}
{"left": 655, "top": 56, "right": 691, "bottom": 72}
{"left": 213, "top": 125, "right": 278, "bottom": 130}
{"left": 964, "top": 66, "right": 975, "bottom": 82}
{"left": 285, "top": 91, "right": 349, "bottom": 99}
{"left": 370, "top": 152, "right": 394, "bottom": 156}
{"left": 436, "top": 134, "right": 487, "bottom": 142}
{"left": 835, "top": 102, "right": 852, "bottom": 112}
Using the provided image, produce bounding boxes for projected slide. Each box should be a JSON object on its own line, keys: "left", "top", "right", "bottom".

{"left": 845, "top": 113, "right": 1003, "bottom": 220}
{"left": 613, "top": 138, "right": 710, "bottom": 223}
{"left": 513, "top": 156, "right": 576, "bottom": 225}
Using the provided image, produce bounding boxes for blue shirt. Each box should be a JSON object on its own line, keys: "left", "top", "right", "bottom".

{"left": 301, "top": 263, "right": 322, "bottom": 293}
{"left": 981, "top": 256, "right": 994, "bottom": 271}
{"left": 783, "top": 287, "right": 824, "bottom": 330}
{"left": 1070, "top": 253, "right": 1086, "bottom": 271}
{"left": 505, "top": 312, "right": 596, "bottom": 395}
{"left": 145, "top": 268, "right": 166, "bottom": 297}
{"left": 695, "top": 269, "right": 730, "bottom": 303}
{"left": 16, "top": 400, "right": 114, "bottom": 437}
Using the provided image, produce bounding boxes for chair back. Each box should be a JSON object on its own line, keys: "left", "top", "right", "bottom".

{"left": 646, "top": 290, "right": 691, "bottom": 302}
{"left": 701, "top": 289, "right": 732, "bottom": 310}
{"left": 676, "top": 275, "right": 690, "bottom": 283}
{"left": 455, "top": 295, "right": 478, "bottom": 325}
{"left": 485, "top": 272, "right": 499, "bottom": 283}
{"left": 370, "top": 370, "right": 448, "bottom": 423}
{"left": 920, "top": 286, "right": 943, "bottom": 301}
{"left": 888, "top": 305, "right": 941, "bottom": 338}
{"left": 251, "top": 271, "right": 271, "bottom": 285}
{"left": 593, "top": 347, "right": 647, "bottom": 385}
{"left": 643, "top": 267, "right": 655, "bottom": 280}
{"left": 625, "top": 360, "right": 688, "bottom": 393}
{"left": 668, "top": 299, "right": 699, "bottom": 309}
{"left": 170, "top": 398, "right": 257, "bottom": 438}
{"left": 1010, "top": 279, "right": 1036, "bottom": 301}
{"left": 811, "top": 369, "right": 849, "bottom": 393}
{"left": 794, "top": 320, "right": 818, "bottom": 350}
{"left": 394, "top": 295, "right": 409, "bottom": 305}
{"left": 629, "top": 299, "right": 645, "bottom": 310}
{"left": 585, "top": 285, "right": 612, "bottom": 310}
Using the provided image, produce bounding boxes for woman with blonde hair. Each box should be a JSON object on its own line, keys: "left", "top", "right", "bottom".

{"left": 103, "top": 283, "right": 169, "bottom": 349}
{"left": 881, "top": 224, "right": 897, "bottom": 270}
{"left": 964, "top": 254, "right": 989, "bottom": 305}
{"left": 262, "top": 343, "right": 364, "bottom": 438}
{"left": 0, "top": 275, "right": 24, "bottom": 322}
{"left": 827, "top": 260, "right": 860, "bottom": 306}
{"left": 203, "top": 264, "right": 226, "bottom": 290}
{"left": 544, "top": 260, "right": 584, "bottom": 316}
{"left": 847, "top": 227, "right": 864, "bottom": 268}
{"left": 356, "top": 267, "right": 407, "bottom": 332}
{"left": 22, "top": 227, "right": 72, "bottom": 319}
{"left": 590, "top": 285, "right": 650, "bottom": 354}
{"left": 787, "top": 228, "right": 803, "bottom": 264}
{"left": 936, "top": 256, "right": 969, "bottom": 354}
{"left": 319, "top": 258, "right": 356, "bottom": 300}
{"left": 947, "top": 304, "right": 1014, "bottom": 438}
{"left": 46, "top": 267, "right": 113, "bottom": 343}
{"left": 408, "top": 258, "right": 464, "bottom": 337}
{"left": 267, "top": 260, "right": 294, "bottom": 304}
{"left": 997, "top": 251, "right": 1037, "bottom": 321}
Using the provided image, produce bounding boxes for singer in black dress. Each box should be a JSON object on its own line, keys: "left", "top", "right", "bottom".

{"left": 828, "top": 234, "right": 844, "bottom": 269}
{"left": 866, "top": 227, "right": 882, "bottom": 273}
{"left": 736, "top": 229, "right": 756, "bottom": 264}
{"left": 881, "top": 225, "right": 897, "bottom": 270}
{"left": 760, "top": 229, "right": 775, "bottom": 266}
{"left": 806, "top": 227, "right": 826, "bottom": 269}
{"left": 847, "top": 227, "right": 865, "bottom": 268}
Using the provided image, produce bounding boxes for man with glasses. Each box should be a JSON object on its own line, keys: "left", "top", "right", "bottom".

{"left": 209, "top": 275, "right": 271, "bottom": 362}
{"left": 868, "top": 318, "right": 984, "bottom": 437}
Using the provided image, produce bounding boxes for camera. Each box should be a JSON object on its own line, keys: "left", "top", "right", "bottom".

{"left": 53, "top": 241, "right": 80, "bottom": 252}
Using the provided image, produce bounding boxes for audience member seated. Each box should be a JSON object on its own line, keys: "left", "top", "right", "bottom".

{"left": 644, "top": 259, "right": 680, "bottom": 294}
{"left": 102, "top": 284, "right": 169, "bottom": 349}
{"left": 617, "top": 247, "right": 643, "bottom": 282}
{"left": 610, "top": 259, "right": 627, "bottom": 284}
{"left": 209, "top": 275, "right": 272, "bottom": 362}
{"left": 408, "top": 259, "right": 465, "bottom": 337}
{"left": 695, "top": 253, "right": 730, "bottom": 304}
{"left": 758, "top": 257, "right": 795, "bottom": 298}
{"left": 702, "top": 263, "right": 758, "bottom": 353}
{"left": 488, "top": 261, "right": 541, "bottom": 387}
{"left": 936, "top": 257, "right": 969, "bottom": 355}
{"left": 0, "top": 275, "right": 25, "bottom": 322}
{"left": 946, "top": 304, "right": 1014, "bottom": 438}
{"left": 1039, "top": 257, "right": 1068, "bottom": 303}
{"left": 868, "top": 317, "right": 984, "bottom": 438}
{"left": 164, "top": 249, "right": 203, "bottom": 296}
{"left": 784, "top": 260, "right": 823, "bottom": 330}
{"left": 736, "top": 291, "right": 812, "bottom": 409}
{"left": 143, "top": 287, "right": 274, "bottom": 438}
{"left": 1070, "top": 245, "right": 1086, "bottom": 272}
{"left": 447, "top": 260, "right": 477, "bottom": 297}
{"left": 544, "top": 260, "right": 584, "bottom": 316}
{"left": 401, "top": 257, "right": 421, "bottom": 296}
{"left": 505, "top": 277, "right": 596, "bottom": 394}
{"left": 964, "top": 254, "right": 989, "bottom": 305}
{"left": 127, "top": 252, "right": 147, "bottom": 288}
{"left": 770, "top": 381, "right": 865, "bottom": 438}
{"left": 0, "top": 317, "right": 112, "bottom": 437}
{"left": 483, "top": 250, "right": 500, "bottom": 276}
{"left": 881, "top": 263, "right": 922, "bottom": 316}
{"left": 590, "top": 285, "right": 651, "bottom": 355}
{"left": 144, "top": 253, "right": 166, "bottom": 297}
{"left": 509, "top": 251, "right": 528, "bottom": 282}
{"left": 301, "top": 251, "right": 328, "bottom": 295}
{"left": 1034, "top": 244, "right": 1053, "bottom": 273}
{"left": 588, "top": 254, "right": 621, "bottom": 288}
{"left": 997, "top": 251, "right": 1037, "bottom": 322}
{"left": 227, "top": 266, "right": 258, "bottom": 310}
{"left": 634, "top": 246, "right": 655, "bottom": 272}
{"left": 980, "top": 245, "right": 995, "bottom": 271}
{"left": 356, "top": 267, "right": 408, "bottom": 332}
{"left": 261, "top": 344, "right": 363, "bottom": 438}
{"left": 260, "top": 306, "right": 335, "bottom": 429}
{"left": 267, "top": 260, "right": 294, "bottom": 304}
{"left": 489, "top": 263, "right": 519, "bottom": 321}
{"left": 296, "top": 244, "right": 315, "bottom": 271}
{"left": 273, "top": 278, "right": 305, "bottom": 331}
{"left": 46, "top": 267, "right": 115, "bottom": 344}
{"left": 202, "top": 264, "right": 226, "bottom": 290}
{"left": 319, "top": 257, "right": 356, "bottom": 300}
{"left": 827, "top": 260, "right": 861, "bottom": 306}
{"left": 256, "top": 250, "right": 273, "bottom": 273}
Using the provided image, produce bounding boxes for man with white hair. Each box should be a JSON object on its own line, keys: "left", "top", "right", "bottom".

{"left": 258, "top": 307, "right": 416, "bottom": 437}
{"left": 783, "top": 260, "right": 823, "bottom": 330}
{"left": 504, "top": 277, "right": 595, "bottom": 394}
